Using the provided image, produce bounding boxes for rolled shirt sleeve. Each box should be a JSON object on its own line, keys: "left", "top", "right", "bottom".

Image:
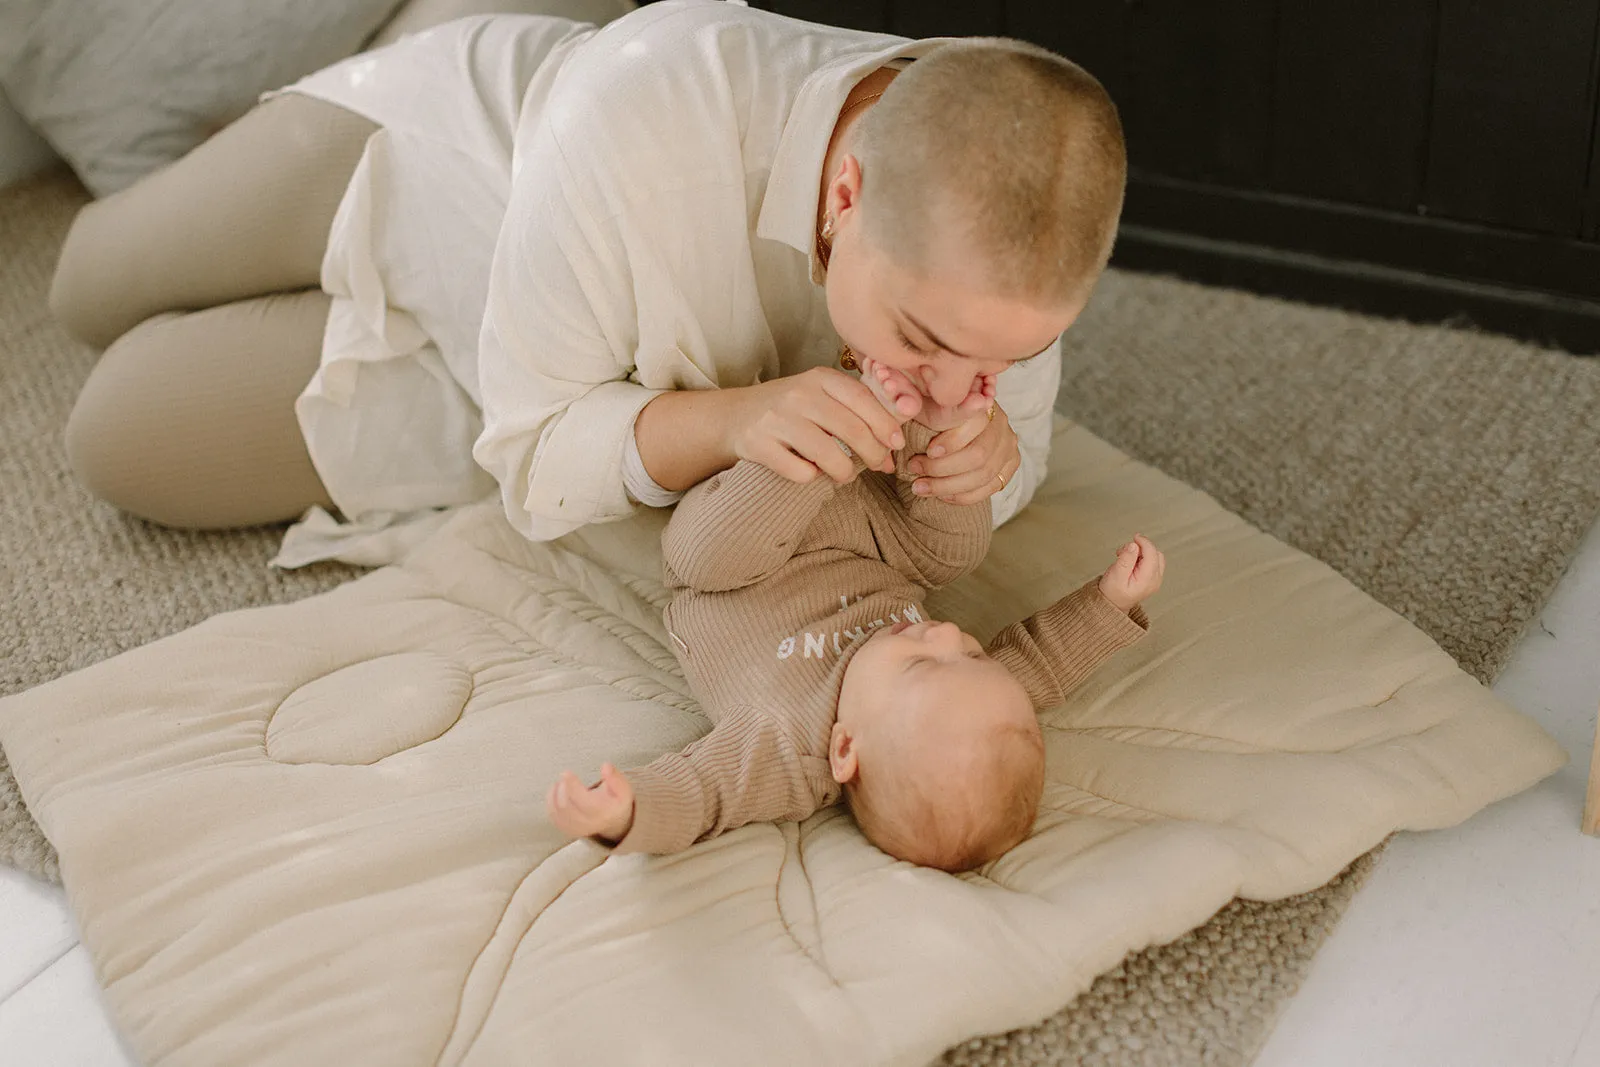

{"left": 623, "top": 419, "right": 687, "bottom": 507}
{"left": 472, "top": 106, "right": 665, "bottom": 542}
{"left": 471, "top": 21, "right": 775, "bottom": 543}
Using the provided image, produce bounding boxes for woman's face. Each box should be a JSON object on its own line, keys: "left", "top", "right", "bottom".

{"left": 823, "top": 214, "right": 1083, "bottom": 408}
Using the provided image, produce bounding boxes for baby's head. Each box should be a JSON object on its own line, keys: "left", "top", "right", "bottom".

{"left": 831, "top": 619, "right": 1044, "bottom": 872}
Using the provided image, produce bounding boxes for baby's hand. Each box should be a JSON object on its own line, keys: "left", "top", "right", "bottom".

{"left": 546, "top": 763, "right": 635, "bottom": 844}
{"left": 1098, "top": 534, "right": 1165, "bottom": 613}
{"left": 911, "top": 371, "right": 996, "bottom": 433}
{"left": 857, "top": 356, "right": 921, "bottom": 422}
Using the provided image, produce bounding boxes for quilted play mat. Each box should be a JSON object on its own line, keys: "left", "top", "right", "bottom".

{"left": 0, "top": 419, "right": 1564, "bottom": 1066}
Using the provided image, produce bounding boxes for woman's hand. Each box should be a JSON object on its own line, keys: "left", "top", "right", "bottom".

{"left": 547, "top": 764, "right": 635, "bottom": 845}
{"left": 905, "top": 395, "right": 1021, "bottom": 505}
{"left": 728, "top": 367, "right": 907, "bottom": 484}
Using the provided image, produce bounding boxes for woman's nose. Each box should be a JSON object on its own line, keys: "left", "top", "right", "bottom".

{"left": 923, "top": 367, "right": 976, "bottom": 407}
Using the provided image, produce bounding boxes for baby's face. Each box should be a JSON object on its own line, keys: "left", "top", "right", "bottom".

{"left": 834, "top": 619, "right": 1035, "bottom": 773}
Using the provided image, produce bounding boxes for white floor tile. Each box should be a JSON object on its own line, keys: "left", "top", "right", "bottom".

{"left": 0, "top": 867, "right": 77, "bottom": 1003}
{"left": 0, "top": 945, "right": 139, "bottom": 1067}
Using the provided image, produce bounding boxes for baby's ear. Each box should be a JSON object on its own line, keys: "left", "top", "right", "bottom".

{"left": 828, "top": 722, "right": 859, "bottom": 784}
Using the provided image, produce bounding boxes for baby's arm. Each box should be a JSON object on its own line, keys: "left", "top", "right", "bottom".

{"left": 546, "top": 707, "right": 827, "bottom": 855}
{"left": 662, "top": 454, "right": 868, "bottom": 592}
{"left": 987, "top": 538, "right": 1164, "bottom": 709}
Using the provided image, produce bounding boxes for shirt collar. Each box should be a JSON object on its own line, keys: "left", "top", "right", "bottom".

{"left": 756, "top": 39, "right": 952, "bottom": 285}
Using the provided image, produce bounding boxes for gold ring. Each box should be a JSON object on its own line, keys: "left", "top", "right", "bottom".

{"left": 995, "top": 470, "right": 1007, "bottom": 489}
{"left": 986, "top": 404, "right": 996, "bottom": 422}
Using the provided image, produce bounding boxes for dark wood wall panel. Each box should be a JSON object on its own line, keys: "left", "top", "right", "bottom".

{"left": 753, "top": 0, "right": 889, "bottom": 34}
{"left": 1006, "top": 3, "right": 1130, "bottom": 113}
{"left": 1424, "top": 0, "right": 1600, "bottom": 236}
{"left": 885, "top": 0, "right": 1003, "bottom": 39}
{"left": 1121, "top": 0, "right": 1276, "bottom": 187}
{"left": 1268, "top": 1, "right": 1435, "bottom": 213}
{"left": 1585, "top": 34, "right": 1600, "bottom": 242}
{"left": 745, "top": 0, "right": 1600, "bottom": 350}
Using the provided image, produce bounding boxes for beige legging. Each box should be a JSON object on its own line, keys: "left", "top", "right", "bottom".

{"left": 52, "top": 92, "right": 376, "bottom": 529}
{"left": 50, "top": 0, "right": 553, "bottom": 530}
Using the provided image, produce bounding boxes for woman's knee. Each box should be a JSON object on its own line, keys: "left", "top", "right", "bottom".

{"left": 51, "top": 95, "right": 374, "bottom": 351}
{"left": 62, "top": 298, "right": 332, "bottom": 529}
{"left": 62, "top": 314, "right": 182, "bottom": 521}
{"left": 64, "top": 319, "right": 165, "bottom": 518}
{"left": 50, "top": 198, "right": 129, "bottom": 349}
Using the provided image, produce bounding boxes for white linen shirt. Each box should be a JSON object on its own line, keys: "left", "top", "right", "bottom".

{"left": 472, "top": 0, "right": 1060, "bottom": 543}
{"left": 273, "top": 1, "right": 1060, "bottom": 566}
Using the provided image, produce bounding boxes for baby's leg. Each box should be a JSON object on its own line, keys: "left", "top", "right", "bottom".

{"left": 49, "top": 94, "right": 377, "bottom": 349}
{"left": 64, "top": 290, "right": 336, "bottom": 529}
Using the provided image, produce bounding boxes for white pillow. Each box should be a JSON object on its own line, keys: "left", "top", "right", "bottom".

{"left": 0, "top": 87, "right": 58, "bottom": 189}
{"left": 0, "top": 0, "right": 406, "bottom": 196}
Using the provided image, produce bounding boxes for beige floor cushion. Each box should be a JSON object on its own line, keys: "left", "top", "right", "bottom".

{"left": 0, "top": 419, "right": 1564, "bottom": 1066}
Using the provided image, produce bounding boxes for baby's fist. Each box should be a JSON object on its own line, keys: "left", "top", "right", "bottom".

{"left": 1098, "top": 534, "right": 1165, "bottom": 613}
{"left": 546, "top": 763, "right": 635, "bottom": 845}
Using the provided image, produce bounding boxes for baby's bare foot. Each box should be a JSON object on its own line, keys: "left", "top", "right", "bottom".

{"left": 858, "top": 357, "right": 921, "bottom": 421}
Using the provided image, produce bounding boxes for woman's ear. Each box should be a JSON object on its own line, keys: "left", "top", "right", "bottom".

{"left": 828, "top": 721, "right": 859, "bottom": 785}
{"left": 827, "top": 154, "right": 865, "bottom": 232}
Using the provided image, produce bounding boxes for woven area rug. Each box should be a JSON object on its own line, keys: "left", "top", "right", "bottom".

{"left": 4, "top": 169, "right": 1599, "bottom": 1066}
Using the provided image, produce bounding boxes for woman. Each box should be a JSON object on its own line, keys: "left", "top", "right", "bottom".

{"left": 49, "top": 0, "right": 1125, "bottom": 567}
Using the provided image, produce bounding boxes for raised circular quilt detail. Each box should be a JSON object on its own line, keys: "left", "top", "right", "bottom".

{"left": 265, "top": 652, "right": 472, "bottom": 765}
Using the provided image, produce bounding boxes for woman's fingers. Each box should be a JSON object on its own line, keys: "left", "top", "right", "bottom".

{"left": 916, "top": 456, "right": 1017, "bottom": 503}
{"left": 925, "top": 409, "right": 997, "bottom": 465}
{"left": 913, "top": 439, "right": 988, "bottom": 483}
{"left": 739, "top": 369, "right": 903, "bottom": 483}
{"left": 926, "top": 479, "right": 1007, "bottom": 507}
{"left": 915, "top": 413, "right": 1002, "bottom": 479}
{"left": 744, "top": 438, "right": 824, "bottom": 484}
{"left": 904, "top": 405, "right": 1020, "bottom": 503}
{"left": 819, "top": 371, "right": 905, "bottom": 454}
{"left": 783, "top": 418, "right": 861, "bottom": 483}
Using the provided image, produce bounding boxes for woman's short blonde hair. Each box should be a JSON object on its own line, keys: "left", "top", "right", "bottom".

{"left": 853, "top": 39, "right": 1127, "bottom": 307}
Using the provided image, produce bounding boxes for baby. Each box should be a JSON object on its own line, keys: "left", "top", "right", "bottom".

{"left": 546, "top": 361, "right": 1164, "bottom": 872}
